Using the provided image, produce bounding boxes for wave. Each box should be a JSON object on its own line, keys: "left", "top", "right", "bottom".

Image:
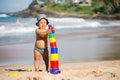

{"left": 49, "top": 18, "right": 120, "bottom": 29}
{"left": 0, "top": 25, "right": 35, "bottom": 35}
{"left": 0, "top": 25, "right": 5, "bottom": 31}
{"left": 0, "top": 14, "right": 9, "bottom": 17}
{"left": 0, "top": 17, "right": 120, "bottom": 35}
{"left": 49, "top": 18, "right": 102, "bottom": 29}
{"left": 0, "top": 17, "right": 120, "bottom": 45}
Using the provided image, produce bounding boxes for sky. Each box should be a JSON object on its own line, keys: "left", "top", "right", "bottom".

{"left": 0, "top": 0, "right": 33, "bottom": 13}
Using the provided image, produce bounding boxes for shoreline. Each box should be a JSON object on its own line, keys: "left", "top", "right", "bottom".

{"left": 0, "top": 29, "right": 120, "bottom": 66}
{"left": 0, "top": 60, "right": 120, "bottom": 80}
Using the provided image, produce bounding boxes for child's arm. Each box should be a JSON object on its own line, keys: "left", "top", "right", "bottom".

{"left": 36, "top": 29, "right": 47, "bottom": 38}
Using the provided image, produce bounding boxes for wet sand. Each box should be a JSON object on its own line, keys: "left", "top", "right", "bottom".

{"left": 0, "top": 26, "right": 120, "bottom": 65}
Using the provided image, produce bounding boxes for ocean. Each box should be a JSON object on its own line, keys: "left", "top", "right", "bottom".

{"left": 0, "top": 13, "right": 120, "bottom": 66}
{"left": 0, "top": 14, "right": 120, "bottom": 45}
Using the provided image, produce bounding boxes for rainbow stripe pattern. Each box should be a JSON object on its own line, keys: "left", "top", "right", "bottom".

{"left": 48, "top": 24, "right": 61, "bottom": 74}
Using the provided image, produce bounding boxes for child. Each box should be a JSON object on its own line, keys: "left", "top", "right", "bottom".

{"left": 34, "top": 14, "right": 54, "bottom": 72}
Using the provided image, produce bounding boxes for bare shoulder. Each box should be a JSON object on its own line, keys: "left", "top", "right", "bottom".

{"left": 35, "top": 28, "right": 39, "bottom": 33}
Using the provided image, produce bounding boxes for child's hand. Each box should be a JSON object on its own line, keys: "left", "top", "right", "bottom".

{"left": 47, "top": 29, "right": 50, "bottom": 34}
{"left": 52, "top": 26, "right": 55, "bottom": 32}
{"left": 47, "top": 25, "right": 55, "bottom": 34}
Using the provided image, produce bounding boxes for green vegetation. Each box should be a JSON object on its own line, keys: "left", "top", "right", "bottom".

{"left": 44, "top": 3, "right": 95, "bottom": 16}
{"left": 28, "top": 0, "right": 38, "bottom": 8}
{"left": 29, "top": 0, "right": 120, "bottom": 16}
{"left": 92, "top": 0, "right": 120, "bottom": 14}
{"left": 102, "top": 0, "right": 120, "bottom": 14}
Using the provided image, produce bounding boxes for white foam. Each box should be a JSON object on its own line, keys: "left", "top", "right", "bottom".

{"left": 0, "top": 14, "right": 9, "bottom": 17}
{"left": 48, "top": 18, "right": 102, "bottom": 29}
{"left": 1, "top": 17, "right": 120, "bottom": 35}
{"left": 0, "top": 25, "right": 5, "bottom": 31}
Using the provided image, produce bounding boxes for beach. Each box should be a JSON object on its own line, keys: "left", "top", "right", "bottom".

{"left": 0, "top": 17, "right": 120, "bottom": 80}
{"left": 0, "top": 60, "right": 120, "bottom": 80}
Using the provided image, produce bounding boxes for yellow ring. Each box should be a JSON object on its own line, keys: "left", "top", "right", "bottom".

{"left": 50, "top": 38, "right": 56, "bottom": 42}
{"left": 50, "top": 54, "right": 58, "bottom": 61}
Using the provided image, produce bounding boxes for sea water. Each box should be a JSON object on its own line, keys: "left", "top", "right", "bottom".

{"left": 0, "top": 14, "right": 120, "bottom": 45}
{"left": 0, "top": 14, "right": 120, "bottom": 65}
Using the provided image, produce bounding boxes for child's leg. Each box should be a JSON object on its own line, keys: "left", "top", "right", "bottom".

{"left": 34, "top": 50, "right": 41, "bottom": 72}
{"left": 42, "top": 49, "right": 49, "bottom": 72}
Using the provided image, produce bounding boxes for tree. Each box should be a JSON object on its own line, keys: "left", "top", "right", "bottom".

{"left": 101, "top": 0, "right": 120, "bottom": 14}
{"left": 28, "top": 0, "right": 38, "bottom": 8}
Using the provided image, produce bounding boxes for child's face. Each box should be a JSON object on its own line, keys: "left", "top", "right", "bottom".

{"left": 38, "top": 18, "right": 47, "bottom": 29}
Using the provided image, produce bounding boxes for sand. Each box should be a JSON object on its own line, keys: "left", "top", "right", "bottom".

{"left": 0, "top": 60, "right": 120, "bottom": 80}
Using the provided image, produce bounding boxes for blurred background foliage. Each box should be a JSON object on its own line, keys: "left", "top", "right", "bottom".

{"left": 29, "top": 0, "right": 120, "bottom": 16}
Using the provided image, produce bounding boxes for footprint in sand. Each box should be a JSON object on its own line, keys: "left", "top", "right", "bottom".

{"left": 86, "top": 70, "right": 116, "bottom": 78}
{"left": 17, "top": 76, "right": 42, "bottom": 80}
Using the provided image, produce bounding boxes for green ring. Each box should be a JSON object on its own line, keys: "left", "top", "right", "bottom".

{"left": 49, "top": 34, "right": 55, "bottom": 38}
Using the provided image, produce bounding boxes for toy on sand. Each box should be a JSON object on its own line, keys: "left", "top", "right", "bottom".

{"left": 48, "top": 24, "right": 61, "bottom": 75}
{"left": 8, "top": 73, "right": 19, "bottom": 77}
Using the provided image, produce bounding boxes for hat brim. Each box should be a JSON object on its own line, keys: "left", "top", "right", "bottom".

{"left": 36, "top": 18, "right": 49, "bottom": 26}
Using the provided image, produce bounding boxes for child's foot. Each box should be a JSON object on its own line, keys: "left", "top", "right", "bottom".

{"left": 46, "top": 71, "right": 49, "bottom": 73}
{"left": 39, "top": 70, "right": 42, "bottom": 72}
{"left": 46, "top": 69, "right": 50, "bottom": 73}
{"left": 35, "top": 69, "right": 42, "bottom": 72}
{"left": 35, "top": 70, "right": 39, "bottom": 72}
